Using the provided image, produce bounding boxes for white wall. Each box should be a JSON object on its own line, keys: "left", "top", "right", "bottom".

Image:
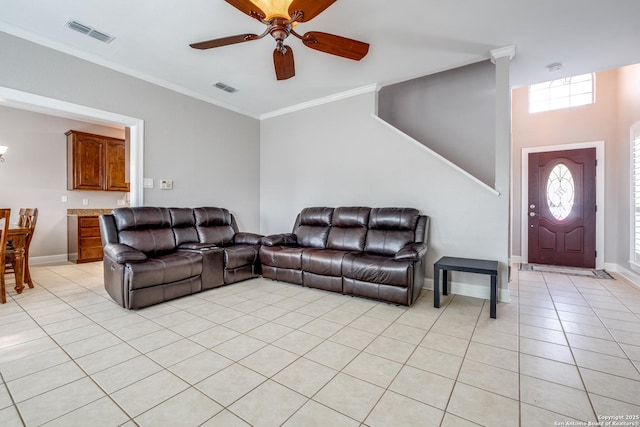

{"left": 0, "top": 106, "right": 127, "bottom": 258}
{"left": 616, "top": 64, "right": 640, "bottom": 273}
{"left": 0, "top": 31, "right": 261, "bottom": 235}
{"left": 260, "top": 91, "right": 509, "bottom": 295}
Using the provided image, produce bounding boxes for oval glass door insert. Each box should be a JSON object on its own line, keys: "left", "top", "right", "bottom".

{"left": 546, "top": 163, "right": 575, "bottom": 220}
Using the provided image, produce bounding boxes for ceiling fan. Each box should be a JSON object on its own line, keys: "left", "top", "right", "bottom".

{"left": 190, "top": 0, "right": 370, "bottom": 80}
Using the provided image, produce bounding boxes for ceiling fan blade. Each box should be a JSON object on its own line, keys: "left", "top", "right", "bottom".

{"left": 288, "top": 0, "right": 336, "bottom": 22}
{"left": 273, "top": 46, "right": 295, "bottom": 80}
{"left": 190, "top": 34, "right": 259, "bottom": 50}
{"left": 302, "top": 31, "right": 369, "bottom": 60}
{"left": 225, "top": 0, "right": 266, "bottom": 19}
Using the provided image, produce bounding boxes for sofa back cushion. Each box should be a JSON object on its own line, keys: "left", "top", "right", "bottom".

{"left": 294, "top": 207, "right": 333, "bottom": 249}
{"left": 113, "top": 207, "right": 176, "bottom": 256}
{"left": 327, "top": 207, "right": 370, "bottom": 251}
{"left": 194, "top": 207, "right": 236, "bottom": 246}
{"left": 169, "top": 208, "right": 198, "bottom": 246}
{"left": 365, "top": 208, "right": 419, "bottom": 256}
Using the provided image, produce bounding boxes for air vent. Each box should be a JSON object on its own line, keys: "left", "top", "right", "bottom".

{"left": 66, "top": 20, "right": 115, "bottom": 44}
{"left": 88, "top": 30, "right": 114, "bottom": 43}
{"left": 212, "top": 82, "right": 238, "bottom": 94}
{"left": 67, "top": 20, "right": 91, "bottom": 35}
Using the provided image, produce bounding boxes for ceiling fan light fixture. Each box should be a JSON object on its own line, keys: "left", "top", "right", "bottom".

{"left": 194, "top": 1, "right": 367, "bottom": 80}
{"left": 250, "top": 0, "right": 294, "bottom": 20}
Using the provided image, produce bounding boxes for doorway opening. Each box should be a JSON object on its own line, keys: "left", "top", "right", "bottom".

{"left": 0, "top": 86, "right": 144, "bottom": 205}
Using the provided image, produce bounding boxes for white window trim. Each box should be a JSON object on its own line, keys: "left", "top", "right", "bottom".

{"left": 529, "top": 73, "right": 595, "bottom": 113}
{"left": 630, "top": 121, "right": 640, "bottom": 270}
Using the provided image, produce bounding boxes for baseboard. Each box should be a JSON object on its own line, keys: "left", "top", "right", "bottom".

{"left": 511, "top": 256, "right": 522, "bottom": 264}
{"left": 604, "top": 263, "right": 640, "bottom": 290}
{"left": 424, "top": 278, "right": 511, "bottom": 303}
{"left": 29, "top": 254, "right": 69, "bottom": 265}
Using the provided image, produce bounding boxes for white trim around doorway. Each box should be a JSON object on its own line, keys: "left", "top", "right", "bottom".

{"left": 521, "top": 141, "right": 605, "bottom": 269}
{"left": 0, "top": 86, "right": 144, "bottom": 206}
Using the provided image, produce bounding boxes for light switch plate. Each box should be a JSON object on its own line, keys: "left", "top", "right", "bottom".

{"left": 160, "top": 179, "right": 173, "bottom": 190}
{"left": 143, "top": 178, "right": 154, "bottom": 188}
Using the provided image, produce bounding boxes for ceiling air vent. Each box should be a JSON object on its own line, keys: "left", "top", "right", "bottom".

{"left": 212, "top": 82, "right": 238, "bottom": 94}
{"left": 67, "top": 20, "right": 91, "bottom": 35}
{"left": 88, "top": 30, "right": 114, "bottom": 43}
{"left": 66, "top": 20, "right": 115, "bottom": 44}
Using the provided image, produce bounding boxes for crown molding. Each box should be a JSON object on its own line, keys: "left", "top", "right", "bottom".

{"left": 490, "top": 45, "right": 516, "bottom": 64}
{"left": 260, "top": 83, "right": 378, "bottom": 120}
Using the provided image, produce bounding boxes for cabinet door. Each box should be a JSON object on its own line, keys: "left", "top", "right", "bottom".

{"left": 105, "top": 138, "right": 129, "bottom": 191}
{"left": 69, "top": 133, "right": 104, "bottom": 190}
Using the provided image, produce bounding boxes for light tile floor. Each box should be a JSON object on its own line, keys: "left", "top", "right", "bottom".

{"left": 1, "top": 262, "right": 640, "bottom": 426}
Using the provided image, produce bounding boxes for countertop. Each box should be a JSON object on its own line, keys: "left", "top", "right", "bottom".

{"left": 67, "top": 208, "right": 114, "bottom": 217}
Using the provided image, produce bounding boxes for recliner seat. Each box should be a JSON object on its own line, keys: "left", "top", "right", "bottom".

{"left": 100, "top": 206, "right": 262, "bottom": 309}
{"left": 261, "top": 206, "right": 429, "bottom": 305}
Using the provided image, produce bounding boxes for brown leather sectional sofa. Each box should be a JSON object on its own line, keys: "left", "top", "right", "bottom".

{"left": 99, "top": 207, "right": 261, "bottom": 309}
{"left": 99, "top": 206, "right": 429, "bottom": 309}
{"left": 261, "top": 207, "right": 429, "bottom": 306}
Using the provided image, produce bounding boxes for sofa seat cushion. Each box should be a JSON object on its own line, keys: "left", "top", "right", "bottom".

{"left": 260, "top": 246, "right": 304, "bottom": 270}
{"left": 224, "top": 245, "right": 258, "bottom": 269}
{"left": 343, "top": 254, "right": 412, "bottom": 287}
{"left": 127, "top": 251, "right": 203, "bottom": 290}
{"left": 302, "top": 249, "right": 352, "bottom": 276}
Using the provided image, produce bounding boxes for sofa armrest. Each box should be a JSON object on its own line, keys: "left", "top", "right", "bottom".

{"left": 394, "top": 242, "right": 427, "bottom": 261}
{"left": 261, "top": 233, "right": 298, "bottom": 247}
{"left": 234, "top": 232, "right": 263, "bottom": 245}
{"left": 104, "top": 243, "right": 147, "bottom": 264}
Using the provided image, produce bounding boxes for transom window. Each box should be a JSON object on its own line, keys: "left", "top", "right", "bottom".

{"left": 529, "top": 73, "right": 595, "bottom": 113}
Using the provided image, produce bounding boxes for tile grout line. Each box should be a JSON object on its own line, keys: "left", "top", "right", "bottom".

{"left": 6, "top": 266, "right": 141, "bottom": 426}
{"left": 0, "top": 371, "right": 26, "bottom": 427}
{"left": 541, "top": 273, "right": 599, "bottom": 422}
{"left": 568, "top": 276, "right": 640, "bottom": 378}
{"left": 437, "top": 293, "right": 488, "bottom": 426}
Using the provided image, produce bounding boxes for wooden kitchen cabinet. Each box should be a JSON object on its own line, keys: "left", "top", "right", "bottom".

{"left": 105, "top": 138, "right": 129, "bottom": 191}
{"left": 66, "top": 130, "right": 129, "bottom": 191}
{"left": 68, "top": 215, "right": 104, "bottom": 263}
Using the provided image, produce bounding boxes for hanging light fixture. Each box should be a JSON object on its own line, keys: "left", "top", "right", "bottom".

{"left": 0, "top": 146, "right": 7, "bottom": 162}
{"left": 249, "top": 0, "right": 294, "bottom": 20}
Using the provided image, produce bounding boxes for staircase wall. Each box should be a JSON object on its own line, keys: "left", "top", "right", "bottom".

{"left": 377, "top": 60, "right": 496, "bottom": 187}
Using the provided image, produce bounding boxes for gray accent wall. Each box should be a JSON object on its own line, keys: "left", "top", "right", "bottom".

{"left": 0, "top": 32, "right": 261, "bottom": 258}
{"left": 378, "top": 60, "right": 496, "bottom": 187}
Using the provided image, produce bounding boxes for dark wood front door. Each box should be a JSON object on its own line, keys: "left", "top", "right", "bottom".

{"left": 528, "top": 148, "right": 596, "bottom": 268}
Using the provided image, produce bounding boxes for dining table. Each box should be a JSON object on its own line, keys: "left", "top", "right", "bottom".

{"left": 7, "top": 225, "right": 31, "bottom": 294}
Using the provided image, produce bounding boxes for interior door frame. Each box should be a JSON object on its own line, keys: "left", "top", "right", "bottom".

{"left": 521, "top": 141, "right": 605, "bottom": 269}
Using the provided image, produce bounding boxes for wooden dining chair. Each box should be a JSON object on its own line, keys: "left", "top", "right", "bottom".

{"left": 5, "top": 208, "right": 38, "bottom": 289}
{"left": 0, "top": 208, "right": 11, "bottom": 304}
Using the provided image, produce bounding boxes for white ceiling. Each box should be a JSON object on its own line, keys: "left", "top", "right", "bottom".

{"left": 1, "top": 0, "right": 639, "bottom": 118}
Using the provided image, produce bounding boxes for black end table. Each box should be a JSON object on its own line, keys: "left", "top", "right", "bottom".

{"left": 433, "top": 256, "right": 499, "bottom": 319}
